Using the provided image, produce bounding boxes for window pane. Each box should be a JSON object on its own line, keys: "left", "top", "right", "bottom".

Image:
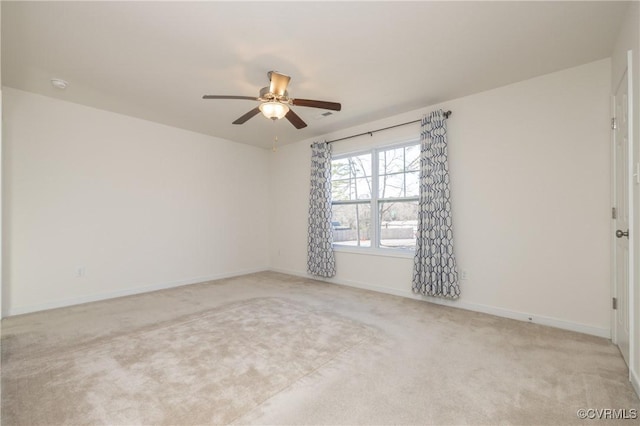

{"left": 379, "top": 173, "right": 404, "bottom": 198}
{"left": 405, "top": 145, "right": 420, "bottom": 171}
{"left": 331, "top": 178, "right": 352, "bottom": 201}
{"left": 379, "top": 201, "right": 418, "bottom": 249}
{"left": 405, "top": 171, "right": 419, "bottom": 197}
{"left": 378, "top": 143, "right": 420, "bottom": 199}
{"left": 332, "top": 203, "right": 371, "bottom": 247}
{"left": 350, "top": 154, "right": 371, "bottom": 178}
{"left": 354, "top": 177, "right": 372, "bottom": 199}
{"left": 331, "top": 158, "right": 352, "bottom": 201}
{"left": 331, "top": 158, "right": 351, "bottom": 179}
{"left": 380, "top": 147, "right": 404, "bottom": 174}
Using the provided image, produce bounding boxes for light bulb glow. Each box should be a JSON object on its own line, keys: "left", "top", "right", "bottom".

{"left": 259, "top": 101, "right": 289, "bottom": 120}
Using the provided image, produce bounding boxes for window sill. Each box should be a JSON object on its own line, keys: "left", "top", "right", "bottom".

{"left": 333, "top": 245, "right": 415, "bottom": 259}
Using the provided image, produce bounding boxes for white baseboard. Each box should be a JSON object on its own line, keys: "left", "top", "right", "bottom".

{"left": 270, "top": 267, "right": 611, "bottom": 339}
{"left": 5, "top": 267, "right": 269, "bottom": 317}
{"left": 8, "top": 266, "right": 612, "bottom": 340}
{"left": 630, "top": 367, "right": 640, "bottom": 399}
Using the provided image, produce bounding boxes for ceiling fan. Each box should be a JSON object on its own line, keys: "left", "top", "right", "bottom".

{"left": 202, "top": 71, "right": 341, "bottom": 129}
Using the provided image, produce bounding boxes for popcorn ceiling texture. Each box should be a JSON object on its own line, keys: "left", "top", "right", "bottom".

{"left": 2, "top": 271, "right": 638, "bottom": 425}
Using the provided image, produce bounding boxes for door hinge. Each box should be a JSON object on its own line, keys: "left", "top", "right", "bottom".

{"left": 613, "top": 297, "right": 618, "bottom": 310}
{"left": 612, "top": 207, "right": 617, "bottom": 219}
{"left": 611, "top": 117, "right": 618, "bottom": 130}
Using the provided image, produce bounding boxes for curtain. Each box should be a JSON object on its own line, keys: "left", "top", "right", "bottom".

{"left": 412, "top": 110, "right": 460, "bottom": 298}
{"left": 307, "top": 142, "right": 336, "bottom": 278}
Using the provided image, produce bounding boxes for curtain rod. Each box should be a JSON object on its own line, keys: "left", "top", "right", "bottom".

{"left": 311, "top": 110, "right": 452, "bottom": 147}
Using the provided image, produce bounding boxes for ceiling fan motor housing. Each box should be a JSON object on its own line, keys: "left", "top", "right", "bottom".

{"left": 259, "top": 87, "right": 289, "bottom": 103}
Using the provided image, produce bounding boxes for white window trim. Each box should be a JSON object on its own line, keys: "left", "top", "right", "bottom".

{"left": 333, "top": 245, "right": 415, "bottom": 259}
{"left": 331, "top": 138, "right": 420, "bottom": 257}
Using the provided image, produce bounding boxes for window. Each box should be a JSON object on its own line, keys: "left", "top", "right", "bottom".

{"left": 331, "top": 142, "right": 420, "bottom": 252}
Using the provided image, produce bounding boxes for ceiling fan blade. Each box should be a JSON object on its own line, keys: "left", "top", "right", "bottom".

{"left": 291, "top": 98, "right": 341, "bottom": 111}
{"left": 232, "top": 107, "right": 261, "bottom": 125}
{"left": 268, "top": 71, "right": 291, "bottom": 96}
{"left": 203, "top": 95, "right": 258, "bottom": 101}
{"left": 285, "top": 109, "right": 307, "bottom": 129}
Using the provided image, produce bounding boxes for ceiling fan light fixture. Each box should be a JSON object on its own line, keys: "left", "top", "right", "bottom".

{"left": 259, "top": 101, "right": 289, "bottom": 120}
{"left": 50, "top": 78, "right": 69, "bottom": 90}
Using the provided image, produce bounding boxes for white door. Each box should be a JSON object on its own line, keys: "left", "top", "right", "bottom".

{"left": 613, "top": 69, "right": 630, "bottom": 366}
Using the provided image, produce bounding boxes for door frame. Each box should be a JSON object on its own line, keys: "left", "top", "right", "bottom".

{"left": 611, "top": 50, "right": 635, "bottom": 374}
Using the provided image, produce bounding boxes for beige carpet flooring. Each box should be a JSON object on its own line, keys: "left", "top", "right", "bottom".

{"left": 1, "top": 271, "right": 638, "bottom": 425}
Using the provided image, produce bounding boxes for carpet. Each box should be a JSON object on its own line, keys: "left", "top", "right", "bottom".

{"left": 2, "top": 271, "right": 638, "bottom": 425}
{"left": 2, "top": 297, "right": 375, "bottom": 425}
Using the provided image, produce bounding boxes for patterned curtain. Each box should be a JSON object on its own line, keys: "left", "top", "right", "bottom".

{"left": 412, "top": 110, "right": 460, "bottom": 298}
{"left": 307, "top": 142, "right": 336, "bottom": 278}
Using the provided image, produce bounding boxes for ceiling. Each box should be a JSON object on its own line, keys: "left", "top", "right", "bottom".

{"left": 2, "top": 1, "right": 629, "bottom": 149}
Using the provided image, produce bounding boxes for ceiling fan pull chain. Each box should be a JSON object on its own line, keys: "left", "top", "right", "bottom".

{"left": 272, "top": 120, "right": 278, "bottom": 152}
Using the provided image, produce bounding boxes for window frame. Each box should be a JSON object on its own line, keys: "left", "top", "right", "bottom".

{"left": 331, "top": 139, "right": 420, "bottom": 258}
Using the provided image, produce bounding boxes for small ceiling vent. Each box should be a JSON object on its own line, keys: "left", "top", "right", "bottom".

{"left": 316, "top": 111, "right": 334, "bottom": 120}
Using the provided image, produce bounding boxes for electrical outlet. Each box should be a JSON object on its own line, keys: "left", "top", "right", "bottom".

{"left": 76, "top": 267, "right": 85, "bottom": 277}
{"left": 460, "top": 270, "right": 468, "bottom": 280}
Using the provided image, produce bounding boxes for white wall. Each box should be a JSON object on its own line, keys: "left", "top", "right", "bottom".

{"left": 2, "top": 87, "right": 270, "bottom": 315}
{"left": 611, "top": 0, "right": 640, "bottom": 395}
{"left": 0, "top": 1, "right": 3, "bottom": 320}
{"left": 270, "top": 59, "right": 612, "bottom": 338}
